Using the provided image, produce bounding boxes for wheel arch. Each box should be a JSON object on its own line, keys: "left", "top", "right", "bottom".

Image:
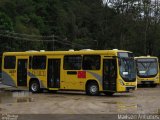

{"left": 85, "top": 79, "right": 100, "bottom": 91}
{"left": 29, "top": 78, "right": 41, "bottom": 88}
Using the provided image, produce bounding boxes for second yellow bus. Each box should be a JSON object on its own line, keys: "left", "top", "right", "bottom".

{"left": 135, "top": 56, "right": 159, "bottom": 87}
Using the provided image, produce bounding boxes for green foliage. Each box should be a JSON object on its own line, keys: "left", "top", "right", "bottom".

{"left": 0, "top": 12, "right": 14, "bottom": 51}
{"left": 0, "top": 12, "right": 13, "bottom": 31}
{"left": 0, "top": 0, "right": 160, "bottom": 56}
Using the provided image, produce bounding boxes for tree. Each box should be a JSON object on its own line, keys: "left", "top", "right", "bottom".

{"left": 0, "top": 12, "right": 14, "bottom": 51}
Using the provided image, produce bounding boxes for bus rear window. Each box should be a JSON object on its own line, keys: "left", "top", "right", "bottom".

{"left": 4, "top": 56, "right": 16, "bottom": 69}
{"left": 32, "top": 56, "right": 46, "bottom": 69}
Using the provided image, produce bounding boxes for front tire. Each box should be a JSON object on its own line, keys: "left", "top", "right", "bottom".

{"left": 86, "top": 82, "right": 99, "bottom": 96}
{"left": 29, "top": 80, "right": 41, "bottom": 93}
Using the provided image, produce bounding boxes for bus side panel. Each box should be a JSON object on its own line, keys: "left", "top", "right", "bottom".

{"left": 28, "top": 70, "right": 47, "bottom": 88}
{"left": 2, "top": 69, "right": 17, "bottom": 87}
{"left": 60, "top": 70, "right": 102, "bottom": 91}
{"left": 2, "top": 56, "right": 17, "bottom": 87}
{"left": 86, "top": 71, "right": 103, "bottom": 91}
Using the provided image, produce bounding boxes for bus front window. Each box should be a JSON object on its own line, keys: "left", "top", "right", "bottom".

{"left": 136, "top": 58, "right": 158, "bottom": 77}
{"left": 119, "top": 58, "right": 136, "bottom": 82}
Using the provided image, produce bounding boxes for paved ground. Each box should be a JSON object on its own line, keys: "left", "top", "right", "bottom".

{"left": 0, "top": 84, "right": 160, "bottom": 116}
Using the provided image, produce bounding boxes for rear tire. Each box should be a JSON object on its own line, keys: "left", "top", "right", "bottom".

{"left": 29, "top": 80, "right": 41, "bottom": 93}
{"left": 86, "top": 82, "right": 99, "bottom": 96}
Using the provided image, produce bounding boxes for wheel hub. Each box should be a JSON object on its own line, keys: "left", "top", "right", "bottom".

{"left": 90, "top": 85, "right": 97, "bottom": 93}
{"left": 31, "top": 83, "right": 38, "bottom": 91}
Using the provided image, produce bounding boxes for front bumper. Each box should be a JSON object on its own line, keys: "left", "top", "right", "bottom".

{"left": 126, "top": 86, "right": 136, "bottom": 92}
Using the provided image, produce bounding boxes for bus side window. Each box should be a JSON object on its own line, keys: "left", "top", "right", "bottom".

{"left": 29, "top": 56, "right": 32, "bottom": 69}
{"left": 32, "top": 56, "right": 46, "bottom": 69}
{"left": 64, "top": 55, "right": 82, "bottom": 70}
{"left": 4, "top": 56, "right": 16, "bottom": 69}
{"left": 82, "top": 57, "right": 92, "bottom": 70}
{"left": 82, "top": 55, "right": 100, "bottom": 70}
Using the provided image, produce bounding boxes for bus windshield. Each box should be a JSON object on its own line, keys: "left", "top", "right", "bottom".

{"left": 119, "top": 58, "right": 136, "bottom": 82}
{"left": 136, "top": 58, "right": 158, "bottom": 77}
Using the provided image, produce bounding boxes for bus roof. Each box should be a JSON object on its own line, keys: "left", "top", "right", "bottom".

{"left": 3, "top": 49, "right": 132, "bottom": 56}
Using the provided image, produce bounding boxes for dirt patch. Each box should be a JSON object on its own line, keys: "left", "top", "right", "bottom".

{"left": 0, "top": 86, "right": 160, "bottom": 114}
{"left": 0, "top": 91, "right": 34, "bottom": 103}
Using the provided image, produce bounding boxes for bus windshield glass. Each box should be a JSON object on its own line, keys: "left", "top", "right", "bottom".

{"left": 136, "top": 58, "right": 158, "bottom": 77}
{"left": 118, "top": 52, "right": 136, "bottom": 82}
{"left": 119, "top": 58, "right": 136, "bottom": 82}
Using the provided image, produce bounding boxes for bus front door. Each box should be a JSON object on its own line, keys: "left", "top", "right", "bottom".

{"left": 17, "top": 59, "right": 28, "bottom": 86}
{"left": 47, "top": 59, "right": 60, "bottom": 88}
{"left": 103, "top": 59, "right": 117, "bottom": 91}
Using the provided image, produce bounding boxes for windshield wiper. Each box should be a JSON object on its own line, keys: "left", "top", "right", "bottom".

{"left": 121, "top": 58, "right": 130, "bottom": 72}
{"left": 138, "top": 62, "right": 153, "bottom": 75}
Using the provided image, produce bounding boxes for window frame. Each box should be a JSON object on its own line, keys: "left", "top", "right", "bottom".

{"left": 82, "top": 55, "right": 101, "bottom": 70}
{"left": 32, "top": 56, "right": 47, "bottom": 70}
{"left": 29, "top": 56, "right": 32, "bottom": 69}
{"left": 63, "top": 55, "right": 82, "bottom": 70}
{"left": 4, "top": 56, "right": 16, "bottom": 69}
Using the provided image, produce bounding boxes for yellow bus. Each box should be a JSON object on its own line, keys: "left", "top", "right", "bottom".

{"left": 135, "top": 56, "right": 159, "bottom": 87}
{"left": 2, "top": 49, "right": 137, "bottom": 96}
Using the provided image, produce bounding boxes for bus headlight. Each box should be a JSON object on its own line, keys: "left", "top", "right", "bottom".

{"left": 119, "top": 79, "right": 125, "bottom": 86}
{"left": 155, "top": 77, "right": 159, "bottom": 81}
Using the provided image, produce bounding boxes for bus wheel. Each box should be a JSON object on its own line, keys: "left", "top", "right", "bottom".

{"left": 29, "top": 80, "right": 40, "bottom": 93}
{"left": 86, "top": 82, "right": 99, "bottom": 96}
{"left": 103, "top": 92, "right": 114, "bottom": 96}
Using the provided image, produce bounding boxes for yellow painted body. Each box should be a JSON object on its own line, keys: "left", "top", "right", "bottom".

{"left": 2, "top": 50, "right": 137, "bottom": 93}
{"left": 135, "top": 56, "right": 159, "bottom": 85}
